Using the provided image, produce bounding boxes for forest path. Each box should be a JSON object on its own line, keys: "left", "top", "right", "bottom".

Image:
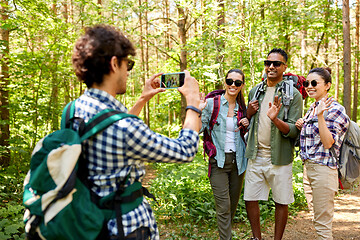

{"left": 143, "top": 164, "right": 360, "bottom": 239}
{"left": 263, "top": 185, "right": 360, "bottom": 240}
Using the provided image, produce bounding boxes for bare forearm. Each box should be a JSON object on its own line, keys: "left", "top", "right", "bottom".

{"left": 272, "top": 118, "right": 290, "bottom": 134}
{"left": 129, "top": 96, "right": 147, "bottom": 116}
{"left": 183, "top": 110, "right": 201, "bottom": 132}
{"left": 318, "top": 114, "right": 334, "bottom": 149}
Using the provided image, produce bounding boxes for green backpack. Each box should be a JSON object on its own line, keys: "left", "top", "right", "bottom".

{"left": 23, "top": 101, "right": 145, "bottom": 240}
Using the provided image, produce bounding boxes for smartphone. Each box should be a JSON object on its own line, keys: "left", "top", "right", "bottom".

{"left": 161, "top": 72, "right": 185, "bottom": 88}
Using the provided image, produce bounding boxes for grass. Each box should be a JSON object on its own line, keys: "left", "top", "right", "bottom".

{"left": 148, "top": 150, "right": 308, "bottom": 239}
{"left": 0, "top": 147, "right": 307, "bottom": 240}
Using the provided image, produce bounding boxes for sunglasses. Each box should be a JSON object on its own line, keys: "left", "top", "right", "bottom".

{"left": 264, "top": 60, "right": 285, "bottom": 67}
{"left": 127, "top": 59, "right": 135, "bottom": 71}
{"left": 226, "top": 78, "right": 244, "bottom": 87}
{"left": 303, "top": 80, "right": 322, "bottom": 87}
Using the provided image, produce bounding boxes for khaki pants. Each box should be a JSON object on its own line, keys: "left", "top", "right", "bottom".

{"left": 209, "top": 153, "right": 245, "bottom": 240}
{"left": 304, "top": 161, "right": 338, "bottom": 240}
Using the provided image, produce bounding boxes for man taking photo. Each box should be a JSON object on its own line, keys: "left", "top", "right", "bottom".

{"left": 71, "top": 24, "right": 201, "bottom": 240}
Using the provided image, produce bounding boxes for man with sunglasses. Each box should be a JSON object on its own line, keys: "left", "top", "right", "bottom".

{"left": 71, "top": 25, "right": 201, "bottom": 239}
{"left": 244, "top": 48, "right": 303, "bottom": 240}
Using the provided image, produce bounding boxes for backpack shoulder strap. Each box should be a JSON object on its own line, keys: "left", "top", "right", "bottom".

{"left": 80, "top": 109, "right": 139, "bottom": 141}
{"left": 252, "top": 81, "right": 265, "bottom": 101}
{"left": 209, "top": 95, "right": 221, "bottom": 131}
{"left": 61, "top": 101, "right": 76, "bottom": 129}
{"left": 280, "top": 79, "right": 294, "bottom": 121}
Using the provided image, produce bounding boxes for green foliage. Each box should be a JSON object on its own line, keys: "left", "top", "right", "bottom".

{"left": 149, "top": 146, "right": 307, "bottom": 237}
{"left": 149, "top": 153, "right": 216, "bottom": 225}
{"left": 0, "top": 166, "right": 27, "bottom": 239}
{"left": 291, "top": 155, "right": 309, "bottom": 212}
{"left": 0, "top": 0, "right": 354, "bottom": 237}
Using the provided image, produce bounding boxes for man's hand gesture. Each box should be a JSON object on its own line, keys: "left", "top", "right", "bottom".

{"left": 267, "top": 96, "right": 282, "bottom": 121}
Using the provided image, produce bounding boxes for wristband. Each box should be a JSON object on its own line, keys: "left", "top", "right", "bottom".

{"left": 186, "top": 105, "right": 202, "bottom": 117}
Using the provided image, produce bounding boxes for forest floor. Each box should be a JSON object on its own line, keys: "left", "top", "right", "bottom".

{"left": 143, "top": 164, "right": 360, "bottom": 240}
{"left": 262, "top": 185, "right": 360, "bottom": 240}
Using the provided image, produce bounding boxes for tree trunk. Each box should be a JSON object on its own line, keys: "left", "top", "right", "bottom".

{"left": 97, "top": 0, "right": 102, "bottom": 15}
{"left": 353, "top": 0, "right": 359, "bottom": 121}
{"left": 215, "top": 0, "right": 225, "bottom": 89}
{"left": 139, "top": 0, "right": 147, "bottom": 124}
{"left": 310, "top": 32, "right": 325, "bottom": 69}
{"left": 301, "top": 29, "right": 307, "bottom": 75}
{"left": 0, "top": 0, "right": 10, "bottom": 167}
{"left": 239, "top": 0, "right": 245, "bottom": 69}
{"left": 63, "top": 0, "right": 71, "bottom": 103}
{"left": 342, "top": 0, "right": 352, "bottom": 115}
{"left": 178, "top": 6, "right": 187, "bottom": 124}
{"left": 282, "top": 1, "right": 290, "bottom": 55}
{"left": 145, "top": 0, "right": 150, "bottom": 126}
{"left": 324, "top": 0, "right": 330, "bottom": 65}
{"left": 50, "top": 1, "right": 59, "bottom": 131}
{"left": 335, "top": 35, "right": 340, "bottom": 101}
{"left": 335, "top": 0, "right": 340, "bottom": 101}
{"left": 163, "top": 0, "right": 172, "bottom": 135}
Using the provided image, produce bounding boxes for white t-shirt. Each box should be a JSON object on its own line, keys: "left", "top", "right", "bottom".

{"left": 257, "top": 86, "right": 276, "bottom": 158}
{"left": 225, "top": 117, "right": 236, "bottom": 153}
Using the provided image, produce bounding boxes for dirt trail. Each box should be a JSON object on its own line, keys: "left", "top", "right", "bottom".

{"left": 143, "top": 164, "right": 360, "bottom": 239}
{"left": 263, "top": 185, "right": 360, "bottom": 240}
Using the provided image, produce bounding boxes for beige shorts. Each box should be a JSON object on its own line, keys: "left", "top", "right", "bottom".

{"left": 244, "top": 155, "right": 294, "bottom": 205}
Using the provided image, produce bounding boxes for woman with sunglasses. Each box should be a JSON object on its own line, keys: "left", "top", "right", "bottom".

{"left": 199, "top": 69, "right": 248, "bottom": 240}
{"left": 295, "top": 67, "right": 349, "bottom": 240}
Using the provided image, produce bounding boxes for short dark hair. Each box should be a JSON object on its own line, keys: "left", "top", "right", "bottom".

{"left": 72, "top": 24, "right": 136, "bottom": 88}
{"left": 308, "top": 67, "right": 332, "bottom": 84}
{"left": 267, "top": 48, "right": 288, "bottom": 63}
{"left": 225, "top": 69, "right": 246, "bottom": 117}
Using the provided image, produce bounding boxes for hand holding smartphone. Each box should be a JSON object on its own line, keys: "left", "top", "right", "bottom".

{"left": 161, "top": 72, "right": 185, "bottom": 88}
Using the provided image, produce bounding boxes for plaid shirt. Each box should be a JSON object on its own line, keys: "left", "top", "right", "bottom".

{"left": 74, "top": 88, "right": 199, "bottom": 239}
{"left": 299, "top": 99, "right": 349, "bottom": 168}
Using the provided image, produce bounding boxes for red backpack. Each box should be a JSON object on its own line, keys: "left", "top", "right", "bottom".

{"left": 203, "top": 90, "right": 247, "bottom": 176}
{"left": 283, "top": 73, "right": 308, "bottom": 100}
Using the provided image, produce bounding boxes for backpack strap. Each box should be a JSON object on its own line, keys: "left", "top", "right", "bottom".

{"left": 61, "top": 101, "right": 76, "bottom": 129}
{"left": 80, "top": 109, "right": 138, "bottom": 141}
{"left": 252, "top": 81, "right": 266, "bottom": 101}
{"left": 75, "top": 108, "right": 140, "bottom": 240}
{"left": 280, "top": 80, "right": 294, "bottom": 121}
{"left": 209, "top": 95, "right": 221, "bottom": 131}
{"left": 60, "top": 101, "right": 139, "bottom": 140}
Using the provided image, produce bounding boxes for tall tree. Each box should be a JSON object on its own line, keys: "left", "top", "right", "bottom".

{"left": 0, "top": 0, "right": 10, "bottom": 166}
{"left": 139, "top": 0, "right": 147, "bottom": 124}
{"left": 177, "top": 5, "right": 187, "bottom": 123}
{"left": 300, "top": 0, "right": 307, "bottom": 75}
{"left": 335, "top": 0, "right": 341, "bottom": 101}
{"left": 342, "top": 0, "right": 352, "bottom": 115}
{"left": 324, "top": 0, "right": 330, "bottom": 65}
{"left": 49, "top": 0, "right": 59, "bottom": 131}
{"left": 97, "top": 0, "right": 102, "bottom": 15}
{"left": 215, "top": 0, "right": 225, "bottom": 89}
{"left": 353, "top": 0, "right": 359, "bottom": 121}
{"left": 145, "top": 0, "right": 150, "bottom": 126}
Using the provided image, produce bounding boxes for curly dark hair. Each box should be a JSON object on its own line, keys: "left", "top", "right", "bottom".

{"left": 268, "top": 48, "right": 288, "bottom": 63}
{"left": 72, "top": 24, "right": 136, "bottom": 88}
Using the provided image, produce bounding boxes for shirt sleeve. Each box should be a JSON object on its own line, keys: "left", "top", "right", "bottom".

{"left": 200, "top": 98, "right": 212, "bottom": 133}
{"left": 120, "top": 118, "right": 199, "bottom": 163}
{"left": 325, "top": 104, "right": 349, "bottom": 152}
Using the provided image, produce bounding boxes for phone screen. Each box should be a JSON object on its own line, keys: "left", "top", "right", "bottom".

{"left": 161, "top": 72, "right": 185, "bottom": 88}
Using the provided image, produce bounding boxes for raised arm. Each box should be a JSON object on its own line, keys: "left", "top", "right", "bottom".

{"left": 178, "top": 70, "right": 201, "bottom": 132}
{"left": 129, "top": 73, "right": 165, "bottom": 116}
